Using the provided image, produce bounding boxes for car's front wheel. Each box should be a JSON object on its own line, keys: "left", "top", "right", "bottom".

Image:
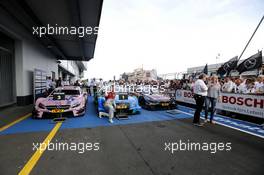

{"left": 31, "top": 108, "right": 38, "bottom": 119}
{"left": 138, "top": 96, "right": 145, "bottom": 107}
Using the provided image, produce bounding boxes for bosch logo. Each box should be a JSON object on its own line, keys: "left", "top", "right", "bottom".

{"left": 222, "top": 96, "right": 264, "bottom": 108}
{"left": 183, "top": 91, "right": 194, "bottom": 98}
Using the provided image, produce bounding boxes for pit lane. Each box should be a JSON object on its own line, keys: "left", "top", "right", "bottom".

{"left": 0, "top": 97, "right": 263, "bottom": 175}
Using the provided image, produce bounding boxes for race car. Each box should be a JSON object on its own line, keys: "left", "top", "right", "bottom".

{"left": 96, "top": 92, "right": 141, "bottom": 115}
{"left": 138, "top": 87, "right": 177, "bottom": 110}
{"left": 32, "top": 86, "right": 87, "bottom": 118}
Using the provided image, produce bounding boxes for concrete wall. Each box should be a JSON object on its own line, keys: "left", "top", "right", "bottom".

{"left": 0, "top": 6, "right": 58, "bottom": 104}
{"left": 21, "top": 38, "right": 58, "bottom": 96}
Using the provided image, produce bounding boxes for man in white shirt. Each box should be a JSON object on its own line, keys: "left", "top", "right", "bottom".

{"left": 90, "top": 78, "right": 95, "bottom": 96}
{"left": 46, "top": 76, "right": 53, "bottom": 94}
{"left": 193, "top": 73, "right": 208, "bottom": 126}
{"left": 46, "top": 76, "right": 52, "bottom": 90}
{"left": 254, "top": 76, "right": 264, "bottom": 94}
{"left": 236, "top": 79, "right": 247, "bottom": 94}
{"left": 246, "top": 81, "right": 256, "bottom": 94}
{"left": 221, "top": 77, "right": 236, "bottom": 93}
{"left": 98, "top": 78, "right": 104, "bottom": 89}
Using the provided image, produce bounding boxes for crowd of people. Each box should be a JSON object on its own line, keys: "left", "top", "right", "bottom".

{"left": 45, "top": 74, "right": 264, "bottom": 96}
{"left": 188, "top": 73, "right": 264, "bottom": 127}
{"left": 85, "top": 75, "right": 263, "bottom": 125}
{"left": 162, "top": 75, "right": 264, "bottom": 95}
{"left": 45, "top": 76, "right": 84, "bottom": 95}
{"left": 105, "top": 75, "right": 264, "bottom": 95}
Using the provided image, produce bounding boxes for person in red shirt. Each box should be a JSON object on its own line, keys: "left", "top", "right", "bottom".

{"left": 105, "top": 91, "right": 115, "bottom": 100}
{"left": 104, "top": 85, "right": 116, "bottom": 123}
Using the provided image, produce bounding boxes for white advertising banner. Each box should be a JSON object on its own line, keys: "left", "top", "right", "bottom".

{"left": 175, "top": 90, "right": 264, "bottom": 119}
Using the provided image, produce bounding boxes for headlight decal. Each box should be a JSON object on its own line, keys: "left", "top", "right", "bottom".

{"left": 72, "top": 103, "right": 81, "bottom": 108}
{"left": 38, "top": 103, "right": 46, "bottom": 109}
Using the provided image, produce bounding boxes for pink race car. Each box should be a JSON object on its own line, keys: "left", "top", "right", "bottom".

{"left": 33, "top": 86, "right": 87, "bottom": 118}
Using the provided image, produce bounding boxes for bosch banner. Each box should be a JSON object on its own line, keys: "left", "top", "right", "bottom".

{"left": 175, "top": 90, "right": 264, "bottom": 119}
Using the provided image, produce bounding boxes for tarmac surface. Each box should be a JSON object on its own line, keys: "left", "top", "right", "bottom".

{"left": 0, "top": 98, "right": 263, "bottom": 175}
{"left": 0, "top": 104, "right": 33, "bottom": 128}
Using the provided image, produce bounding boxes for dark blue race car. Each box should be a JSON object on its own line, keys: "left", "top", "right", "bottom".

{"left": 138, "top": 87, "right": 177, "bottom": 110}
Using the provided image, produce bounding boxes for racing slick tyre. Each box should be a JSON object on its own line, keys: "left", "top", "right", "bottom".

{"left": 138, "top": 96, "right": 146, "bottom": 108}
{"left": 80, "top": 107, "right": 87, "bottom": 117}
{"left": 149, "top": 105, "right": 156, "bottom": 111}
{"left": 31, "top": 108, "right": 39, "bottom": 119}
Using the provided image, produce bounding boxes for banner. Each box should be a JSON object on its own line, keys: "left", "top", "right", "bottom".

{"left": 217, "top": 56, "right": 238, "bottom": 76}
{"left": 236, "top": 51, "right": 262, "bottom": 74}
{"left": 175, "top": 90, "right": 264, "bottom": 119}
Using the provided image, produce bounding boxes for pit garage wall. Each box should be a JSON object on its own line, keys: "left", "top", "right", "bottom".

{"left": 0, "top": 7, "right": 58, "bottom": 105}
{"left": 17, "top": 38, "right": 58, "bottom": 105}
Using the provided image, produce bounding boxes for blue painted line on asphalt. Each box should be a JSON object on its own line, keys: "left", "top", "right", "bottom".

{"left": 178, "top": 105, "right": 264, "bottom": 138}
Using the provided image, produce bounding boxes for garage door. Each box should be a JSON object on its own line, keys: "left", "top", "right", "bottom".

{"left": 0, "top": 49, "right": 15, "bottom": 107}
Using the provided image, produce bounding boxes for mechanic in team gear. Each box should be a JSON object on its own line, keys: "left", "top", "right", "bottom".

{"left": 104, "top": 85, "right": 116, "bottom": 123}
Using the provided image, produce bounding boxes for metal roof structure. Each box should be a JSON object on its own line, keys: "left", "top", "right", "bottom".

{"left": 0, "top": 0, "right": 103, "bottom": 61}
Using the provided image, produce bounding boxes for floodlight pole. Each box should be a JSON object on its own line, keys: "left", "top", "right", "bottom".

{"left": 238, "top": 15, "right": 264, "bottom": 61}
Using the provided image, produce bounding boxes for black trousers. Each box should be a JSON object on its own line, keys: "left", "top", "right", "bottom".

{"left": 87, "top": 86, "right": 91, "bottom": 96}
{"left": 193, "top": 94, "right": 205, "bottom": 124}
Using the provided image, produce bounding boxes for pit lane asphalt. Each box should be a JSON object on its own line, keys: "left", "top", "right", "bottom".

{"left": 0, "top": 116, "right": 263, "bottom": 175}
{"left": 0, "top": 104, "right": 33, "bottom": 128}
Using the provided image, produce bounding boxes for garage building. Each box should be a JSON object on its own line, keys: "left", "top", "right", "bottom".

{"left": 0, "top": 0, "right": 103, "bottom": 107}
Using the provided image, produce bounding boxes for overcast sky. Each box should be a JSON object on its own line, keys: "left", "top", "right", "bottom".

{"left": 85, "top": 0, "right": 264, "bottom": 80}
